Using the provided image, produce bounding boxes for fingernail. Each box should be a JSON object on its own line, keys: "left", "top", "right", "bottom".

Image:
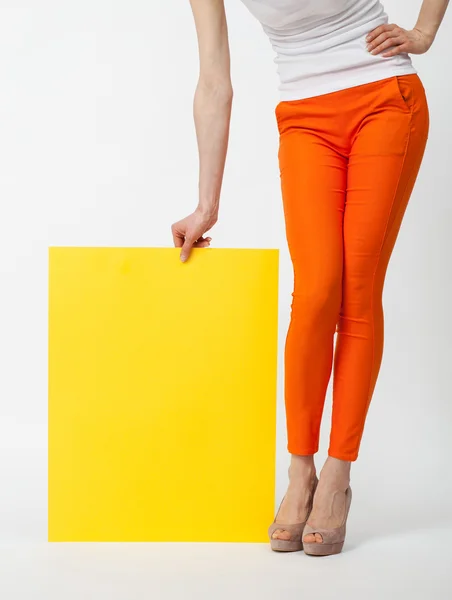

{"left": 180, "top": 255, "right": 186, "bottom": 263}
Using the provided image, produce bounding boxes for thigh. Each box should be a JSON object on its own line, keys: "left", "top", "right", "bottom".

{"left": 277, "top": 127, "right": 347, "bottom": 290}
{"left": 343, "top": 74, "right": 429, "bottom": 303}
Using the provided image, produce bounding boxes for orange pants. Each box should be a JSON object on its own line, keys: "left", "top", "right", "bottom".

{"left": 276, "top": 74, "right": 429, "bottom": 461}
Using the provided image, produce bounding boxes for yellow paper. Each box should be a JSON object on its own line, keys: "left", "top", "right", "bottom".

{"left": 48, "top": 247, "right": 279, "bottom": 542}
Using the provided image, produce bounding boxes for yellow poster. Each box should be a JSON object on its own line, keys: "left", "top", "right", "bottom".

{"left": 48, "top": 247, "right": 279, "bottom": 542}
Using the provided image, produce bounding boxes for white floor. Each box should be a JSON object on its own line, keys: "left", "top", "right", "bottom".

{"left": 1, "top": 526, "right": 451, "bottom": 600}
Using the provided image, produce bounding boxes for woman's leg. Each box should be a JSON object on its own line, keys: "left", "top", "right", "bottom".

{"left": 330, "top": 74, "right": 430, "bottom": 461}
{"left": 278, "top": 127, "right": 347, "bottom": 456}
{"left": 305, "top": 74, "right": 429, "bottom": 543}
{"left": 272, "top": 109, "right": 347, "bottom": 538}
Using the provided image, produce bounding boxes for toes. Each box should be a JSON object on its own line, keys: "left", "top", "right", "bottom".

{"left": 303, "top": 532, "right": 323, "bottom": 544}
{"left": 272, "top": 529, "right": 291, "bottom": 541}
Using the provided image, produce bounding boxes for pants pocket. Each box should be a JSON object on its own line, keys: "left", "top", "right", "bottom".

{"left": 393, "top": 74, "right": 417, "bottom": 113}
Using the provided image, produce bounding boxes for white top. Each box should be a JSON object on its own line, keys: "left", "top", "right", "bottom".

{"left": 240, "top": 0, "right": 417, "bottom": 100}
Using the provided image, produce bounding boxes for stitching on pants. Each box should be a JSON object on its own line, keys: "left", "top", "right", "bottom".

{"left": 360, "top": 106, "right": 414, "bottom": 441}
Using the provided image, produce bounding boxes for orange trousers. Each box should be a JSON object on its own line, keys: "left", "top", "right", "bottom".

{"left": 276, "top": 74, "right": 429, "bottom": 461}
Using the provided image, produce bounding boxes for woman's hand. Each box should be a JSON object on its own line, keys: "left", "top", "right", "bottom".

{"left": 366, "top": 24, "right": 435, "bottom": 57}
{"left": 171, "top": 207, "right": 217, "bottom": 263}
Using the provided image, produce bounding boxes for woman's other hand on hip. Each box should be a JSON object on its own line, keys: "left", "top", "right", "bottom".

{"left": 366, "top": 24, "right": 435, "bottom": 58}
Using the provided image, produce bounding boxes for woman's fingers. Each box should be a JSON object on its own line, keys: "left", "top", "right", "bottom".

{"left": 365, "top": 23, "right": 423, "bottom": 57}
{"left": 381, "top": 42, "right": 409, "bottom": 58}
{"left": 366, "top": 24, "right": 433, "bottom": 57}
{"left": 369, "top": 35, "right": 405, "bottom": 55}
{"left": 171, "top": 211, "right": 215, "bottom": 261}
{"left": 180, "top": 235, "right": 212, "bottom": 262}
{"left": 180, "top": 234, "right": 197, "bottom": 262}
{"left": 193, "top": 236, "right": 212, "bottom": 248}
{"left": 366, "top": 23, "right": 397, "bottom": 44}
{"left": 368, "top": 30, "right": 403, "bottom": 53}
{"left": 171, "top": 223, "right": 185, "bottom": 248}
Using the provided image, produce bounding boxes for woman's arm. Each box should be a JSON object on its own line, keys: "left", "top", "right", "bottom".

{"left": 191, "top": 0, "right": 233, "bottom": 220}
{"left": 366, "top": 0, "right": 449, "bottom": 57}
{"left": 414, "top": 0, "right": 450, "bottom": 41}
{"left": 171, "top": 0, "right": 233, "bottom": 263}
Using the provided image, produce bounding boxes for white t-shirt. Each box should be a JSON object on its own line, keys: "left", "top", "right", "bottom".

{"left": 240, "top": 0, "right": 417, "bottom": 100}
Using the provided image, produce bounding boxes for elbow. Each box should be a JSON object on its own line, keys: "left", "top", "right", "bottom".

{"left": 197, "top": 77, "right": 233, "bottom": 105}
{"left": 220, "top": 84, "right": 233, "bottom": 108}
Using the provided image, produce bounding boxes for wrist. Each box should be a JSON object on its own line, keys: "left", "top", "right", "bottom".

{"left": 196, "top": 202, "right": 219, "bottom": 222}
{"left": 413, "top": 24, "right": 436, "bottom": 45}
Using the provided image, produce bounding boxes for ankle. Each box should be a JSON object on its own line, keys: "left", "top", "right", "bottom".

{"left": 319, "top": 457, "right": 351, "bottom": 488}
{"left": 288, "top": 454, "right": 316, "bottom": 484}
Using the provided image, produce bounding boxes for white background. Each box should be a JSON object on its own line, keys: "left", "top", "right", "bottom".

{"left": 0, "top": 0, "right": 451, "bottom": 597}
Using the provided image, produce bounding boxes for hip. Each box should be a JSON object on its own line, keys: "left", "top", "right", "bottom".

{"left": 275, "top": 72, "right": 429, "bottom": 142}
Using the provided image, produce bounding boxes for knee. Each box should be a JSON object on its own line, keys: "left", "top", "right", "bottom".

{"left": 337, "top": 279, "right": 383, "bottom": 338}
{"left": 341, "top": 278, "right": 383, "bottom": 318}
{"left": 291, "top": 279, "right": 341, "bottom": 328}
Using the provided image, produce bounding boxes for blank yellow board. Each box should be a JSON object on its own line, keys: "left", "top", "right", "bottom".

{"left": 48, "top": 247, "right": 279, "bottom": 542}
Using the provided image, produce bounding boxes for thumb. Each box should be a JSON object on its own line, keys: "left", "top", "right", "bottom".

{"left": 180, "top": 236, "right": 195, "bottom": 263}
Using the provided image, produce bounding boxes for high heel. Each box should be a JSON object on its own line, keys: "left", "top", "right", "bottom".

{"left": 302, "top": 486, "right": 352, "bottom": 556}
{"left": 268, "top": 477, "right": 318, "bottom": 552}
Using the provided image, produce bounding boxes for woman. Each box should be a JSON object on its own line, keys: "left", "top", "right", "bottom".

{"left": 171, "top": 0, "right": 449, "bottom": 556}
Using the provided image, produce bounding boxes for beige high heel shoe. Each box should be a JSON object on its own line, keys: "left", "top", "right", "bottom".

{"left": 302, "top": 486, "right": 352, "bottom": 556}
{"left": 268, "top": 477, "right": 318, "bottom": 552}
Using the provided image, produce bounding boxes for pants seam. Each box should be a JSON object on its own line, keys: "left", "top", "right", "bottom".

{"left": 360, "top": 106, "right": 414, "bottom": 443}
